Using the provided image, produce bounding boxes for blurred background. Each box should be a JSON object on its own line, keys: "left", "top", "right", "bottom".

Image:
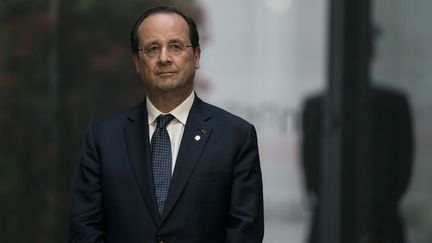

{"left": 0, "top": 0, "right": 431, "bottom": 242}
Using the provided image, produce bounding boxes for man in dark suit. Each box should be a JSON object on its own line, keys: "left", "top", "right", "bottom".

{"left": 69, "top": 6, "right": 264, "bottom": 243}
{"left": 301, "top": 86, "right": 413, "bottom": 243}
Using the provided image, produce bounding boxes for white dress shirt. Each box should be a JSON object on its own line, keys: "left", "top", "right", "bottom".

{"left": 146, "top": 92, "right": 195, "bottom": 174}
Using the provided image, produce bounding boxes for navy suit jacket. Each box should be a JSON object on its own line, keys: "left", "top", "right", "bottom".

{"left": 69, "top": 96, "right": 264, "bottom": 243}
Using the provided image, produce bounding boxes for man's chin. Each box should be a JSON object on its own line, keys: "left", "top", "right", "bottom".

{"left": 147, "top": 78, "right": 192, "bottom": 94}
{"left": 153, "top": 83, "right": 183, "bottom": 93}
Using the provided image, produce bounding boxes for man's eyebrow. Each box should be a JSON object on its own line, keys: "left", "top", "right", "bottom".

{"left": 143, "top": 38, "right": 187, "bottom": 45}
{"left": 142, "top": 40, "right": 161, "bottom": 47}
{"left": 168, "top": 38, "right": 186, "bottom": 43}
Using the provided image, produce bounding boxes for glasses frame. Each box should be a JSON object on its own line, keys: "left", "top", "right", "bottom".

{"left": 138, "top": 42, "right": 193, "bottom": 59}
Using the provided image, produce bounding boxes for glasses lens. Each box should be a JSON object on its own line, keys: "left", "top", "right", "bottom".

{"left": 141, "top": 42, "right": 191, "bottom": 58}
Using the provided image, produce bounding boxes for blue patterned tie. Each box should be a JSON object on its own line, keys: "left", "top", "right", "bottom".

{"left": 151, "top": 114, "right": 175, "bottom": 216}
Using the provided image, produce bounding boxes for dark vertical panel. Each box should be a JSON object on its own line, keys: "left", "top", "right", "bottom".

{"left": 320, "top": 0, "right": 344, "bottom": 242}
{"left": 322, "top": 0, "right": 371, "bottom": 242}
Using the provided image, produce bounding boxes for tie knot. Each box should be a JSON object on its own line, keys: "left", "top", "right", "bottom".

{"left": 156, "top": 114, "right": 174, "bottom": 129}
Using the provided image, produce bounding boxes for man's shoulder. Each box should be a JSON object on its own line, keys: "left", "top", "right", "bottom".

{"left": 372, "top": 85, "right": 408, "bottom": 103}
{"left": 199, "top": 99, "right": 253, "bottom": 129}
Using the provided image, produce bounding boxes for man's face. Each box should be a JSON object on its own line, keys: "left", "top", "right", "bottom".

{"left": 132, "top": 13, "right": 200, "bottom": 97}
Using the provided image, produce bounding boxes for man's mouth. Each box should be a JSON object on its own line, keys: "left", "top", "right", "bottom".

{"left": 156, "top": 71, "right": 177, "bottom": 76}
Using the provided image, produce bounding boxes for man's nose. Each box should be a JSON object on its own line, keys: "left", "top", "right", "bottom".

{"left": 158, "top": 47, "right": 172, "bottom": 64}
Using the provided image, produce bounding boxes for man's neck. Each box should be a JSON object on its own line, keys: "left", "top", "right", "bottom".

{"left": 147, "top": 89, "right": 193, "bottom": 113}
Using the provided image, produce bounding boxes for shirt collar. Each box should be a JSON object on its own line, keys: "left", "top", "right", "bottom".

{"left": 146, "top": 91, "right": 195, "bottom": 126}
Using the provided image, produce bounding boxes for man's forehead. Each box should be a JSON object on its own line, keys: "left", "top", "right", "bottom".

{"left": 139, "top": 12, "right": 189, "bottom": 32}
{"left": 137, "top": 12, "right": 190, "bottom": 44}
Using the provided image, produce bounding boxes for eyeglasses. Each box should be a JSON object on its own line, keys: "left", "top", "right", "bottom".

{"left": 138, "top": 42, "right": 193, "bottom": 59}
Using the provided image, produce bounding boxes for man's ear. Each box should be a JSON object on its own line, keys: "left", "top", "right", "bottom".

{"left": 131, "top": 53, "right": 140, "bottom": 73}
{"left": 194, "top": 47, "right": 201, "bottom": 69}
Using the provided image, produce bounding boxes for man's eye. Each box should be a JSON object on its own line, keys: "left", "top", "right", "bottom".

{"left": 170, "top": 44, "right": 182, "bottom": 50}
{"left": 147, "top": 46, "right": 160, "bottom": 53}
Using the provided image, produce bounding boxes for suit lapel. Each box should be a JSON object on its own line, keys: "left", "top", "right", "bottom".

{"left": 124, "top": 103, "right": 160, "bottom": 225}
{"left": 161, "top": 97, "right": 213, "bottom": 223}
